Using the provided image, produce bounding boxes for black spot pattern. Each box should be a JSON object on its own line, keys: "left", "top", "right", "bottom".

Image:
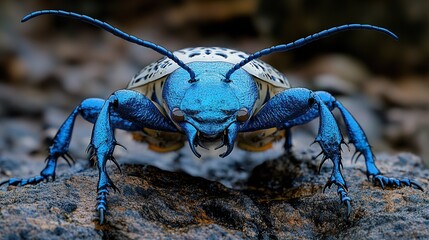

{"left": 128, "top": 47, "right": 290, "bottom": 89}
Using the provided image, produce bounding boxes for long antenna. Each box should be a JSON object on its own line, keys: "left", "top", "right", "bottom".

{"left": 22, "top": 10, "right": 196, "bottom": 80}
{"left": 225, "top": 24, "right": 398, "bottom": 79}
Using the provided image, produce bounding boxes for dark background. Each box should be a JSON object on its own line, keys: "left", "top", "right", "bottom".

{"left": 0, "top": 0, "right": 428, "bottom": 169}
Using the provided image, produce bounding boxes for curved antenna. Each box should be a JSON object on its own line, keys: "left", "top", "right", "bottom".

{"left": 22, "top": 10, "right": 196, "bottom": 80}
{"left": 225, "top": 24, "right": 398, "bottom": 79}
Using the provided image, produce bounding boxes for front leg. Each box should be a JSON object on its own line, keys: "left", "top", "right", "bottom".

{"left": 244, "top": 88, "right": 351, "bottom": 213}
{"left": 314, "top": 97, "right": 351, "bottom": 214}
{"left": 244, "top": 88, "right": 316, "bottom": 131}
{"left": 89, "top": 89, "right": 176, "bottom": 224}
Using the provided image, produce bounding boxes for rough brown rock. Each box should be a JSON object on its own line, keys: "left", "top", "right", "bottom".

{"left": 0, "top": 151, "right": 427, "bottom": 239}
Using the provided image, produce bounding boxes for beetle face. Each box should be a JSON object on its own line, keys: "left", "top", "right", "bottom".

{"left": 181, "top": 78, "right": 239, "bottom": 136}
{"left": 163, "top": 62, "right": 258, "bottom": 157}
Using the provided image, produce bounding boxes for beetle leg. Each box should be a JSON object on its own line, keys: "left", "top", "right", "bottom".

{"left": 244, "top": 88, "right": 351, "bottom": 214}
{"left": 333, "top": 99, "right": 423, "bottom": 191}
{"left": 282, "top": 90, "right": 422, "bottom": 191}
{"left": 243, "top": 88, "right": 316, "bottom": 131}
{"left": 0, "top": 98, "right": 142, "bottom": 187}
{"left": 0, "top": 107, "right": 80, "bottom": 187}
{"left": 89, "top": 96, "right": 119, "bottom": 225}
{"left": 313, "top": 95, "right": 351, "bottom": 215}
{"left": 283, "top": 127, "right": 292, "bottom": 154}
{"left": 89, "top": 89, "right": 176, "bottom": 224}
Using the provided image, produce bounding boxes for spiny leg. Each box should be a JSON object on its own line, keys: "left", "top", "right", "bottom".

{"left": 334, "top": 100, "right": 423, "bottom": 190}
{"left": 243, "top": 88, "right": 351, "bottom": 213}
{"left": 89, "top": 97, "right": 118, "bottom": 224}
{"left": 284, "top": 90, "right": 422, "bottom": 191}
{"left": 313, "top": 95, "right": 351, "bottom": 214}
{"left": 0, "top": 106, "right": 79, "bottom": 187}
{"left": 281, "top": 91, "right": 348, "bottom": 206}
{"left": 89, "top": 89, "right": 176, "bottom": 224}
{"left": 0, "top": 98, "right": 141, "bottom": 187}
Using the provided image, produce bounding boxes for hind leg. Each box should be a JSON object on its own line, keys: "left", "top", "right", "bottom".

{"left": 0, "top": 98, "right": 141, "bottom": 187}
{"left": 283, "top": 91, "right": 422, "bottom": 191}
{"left": 333, "top": 99, "right": 422, "bottom": 190}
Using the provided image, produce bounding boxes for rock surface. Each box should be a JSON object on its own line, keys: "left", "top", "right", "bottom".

{"left": 0, "top": 151, "right": 427, "bottom": 239}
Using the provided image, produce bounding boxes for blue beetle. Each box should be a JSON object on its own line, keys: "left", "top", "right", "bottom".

{"left": 1, "top": 10, "right": 423, "bottom": 224}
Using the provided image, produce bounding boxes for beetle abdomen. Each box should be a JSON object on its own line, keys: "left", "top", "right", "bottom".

{"left": 131, "top": 128, "right": 285, "bottom": 153}
{"left": 132, "top": 128, "right": 186, "bottom": 152}
{"left": 237, "top": 128, "right": 285, "bottom": 151}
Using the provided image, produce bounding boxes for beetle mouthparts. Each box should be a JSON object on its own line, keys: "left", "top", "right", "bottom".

{"left": 219, "top": 123, "right": 239, "bottom": 158}
{"left": 180, "top": 122, "right": 239, "bottom": 158}
{"left": 180, "top": 122, "right": 201, "bottom": 158}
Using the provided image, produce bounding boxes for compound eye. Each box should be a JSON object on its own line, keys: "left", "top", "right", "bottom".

{"left": 236, "top": 108, "right": 250, "bottom": 122}
{"left": 172, "top": 108, "right": 185, "bottom": 122}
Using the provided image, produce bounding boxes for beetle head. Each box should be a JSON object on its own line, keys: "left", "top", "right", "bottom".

{"left": 163, "top": 62, "right": 258, "bottom": 158}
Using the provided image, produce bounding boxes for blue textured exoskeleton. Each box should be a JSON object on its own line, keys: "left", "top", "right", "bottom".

{"left": 1, "top": 10, "right": 423, "bottom": 225}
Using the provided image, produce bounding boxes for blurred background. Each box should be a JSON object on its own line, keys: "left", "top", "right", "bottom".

{"left": 0, "top": 0, "right": 428, "bottom": 182}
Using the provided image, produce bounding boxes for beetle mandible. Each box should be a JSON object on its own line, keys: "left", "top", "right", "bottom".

{"left": 0, "top": 10, "right": 423, "bottom": 224}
